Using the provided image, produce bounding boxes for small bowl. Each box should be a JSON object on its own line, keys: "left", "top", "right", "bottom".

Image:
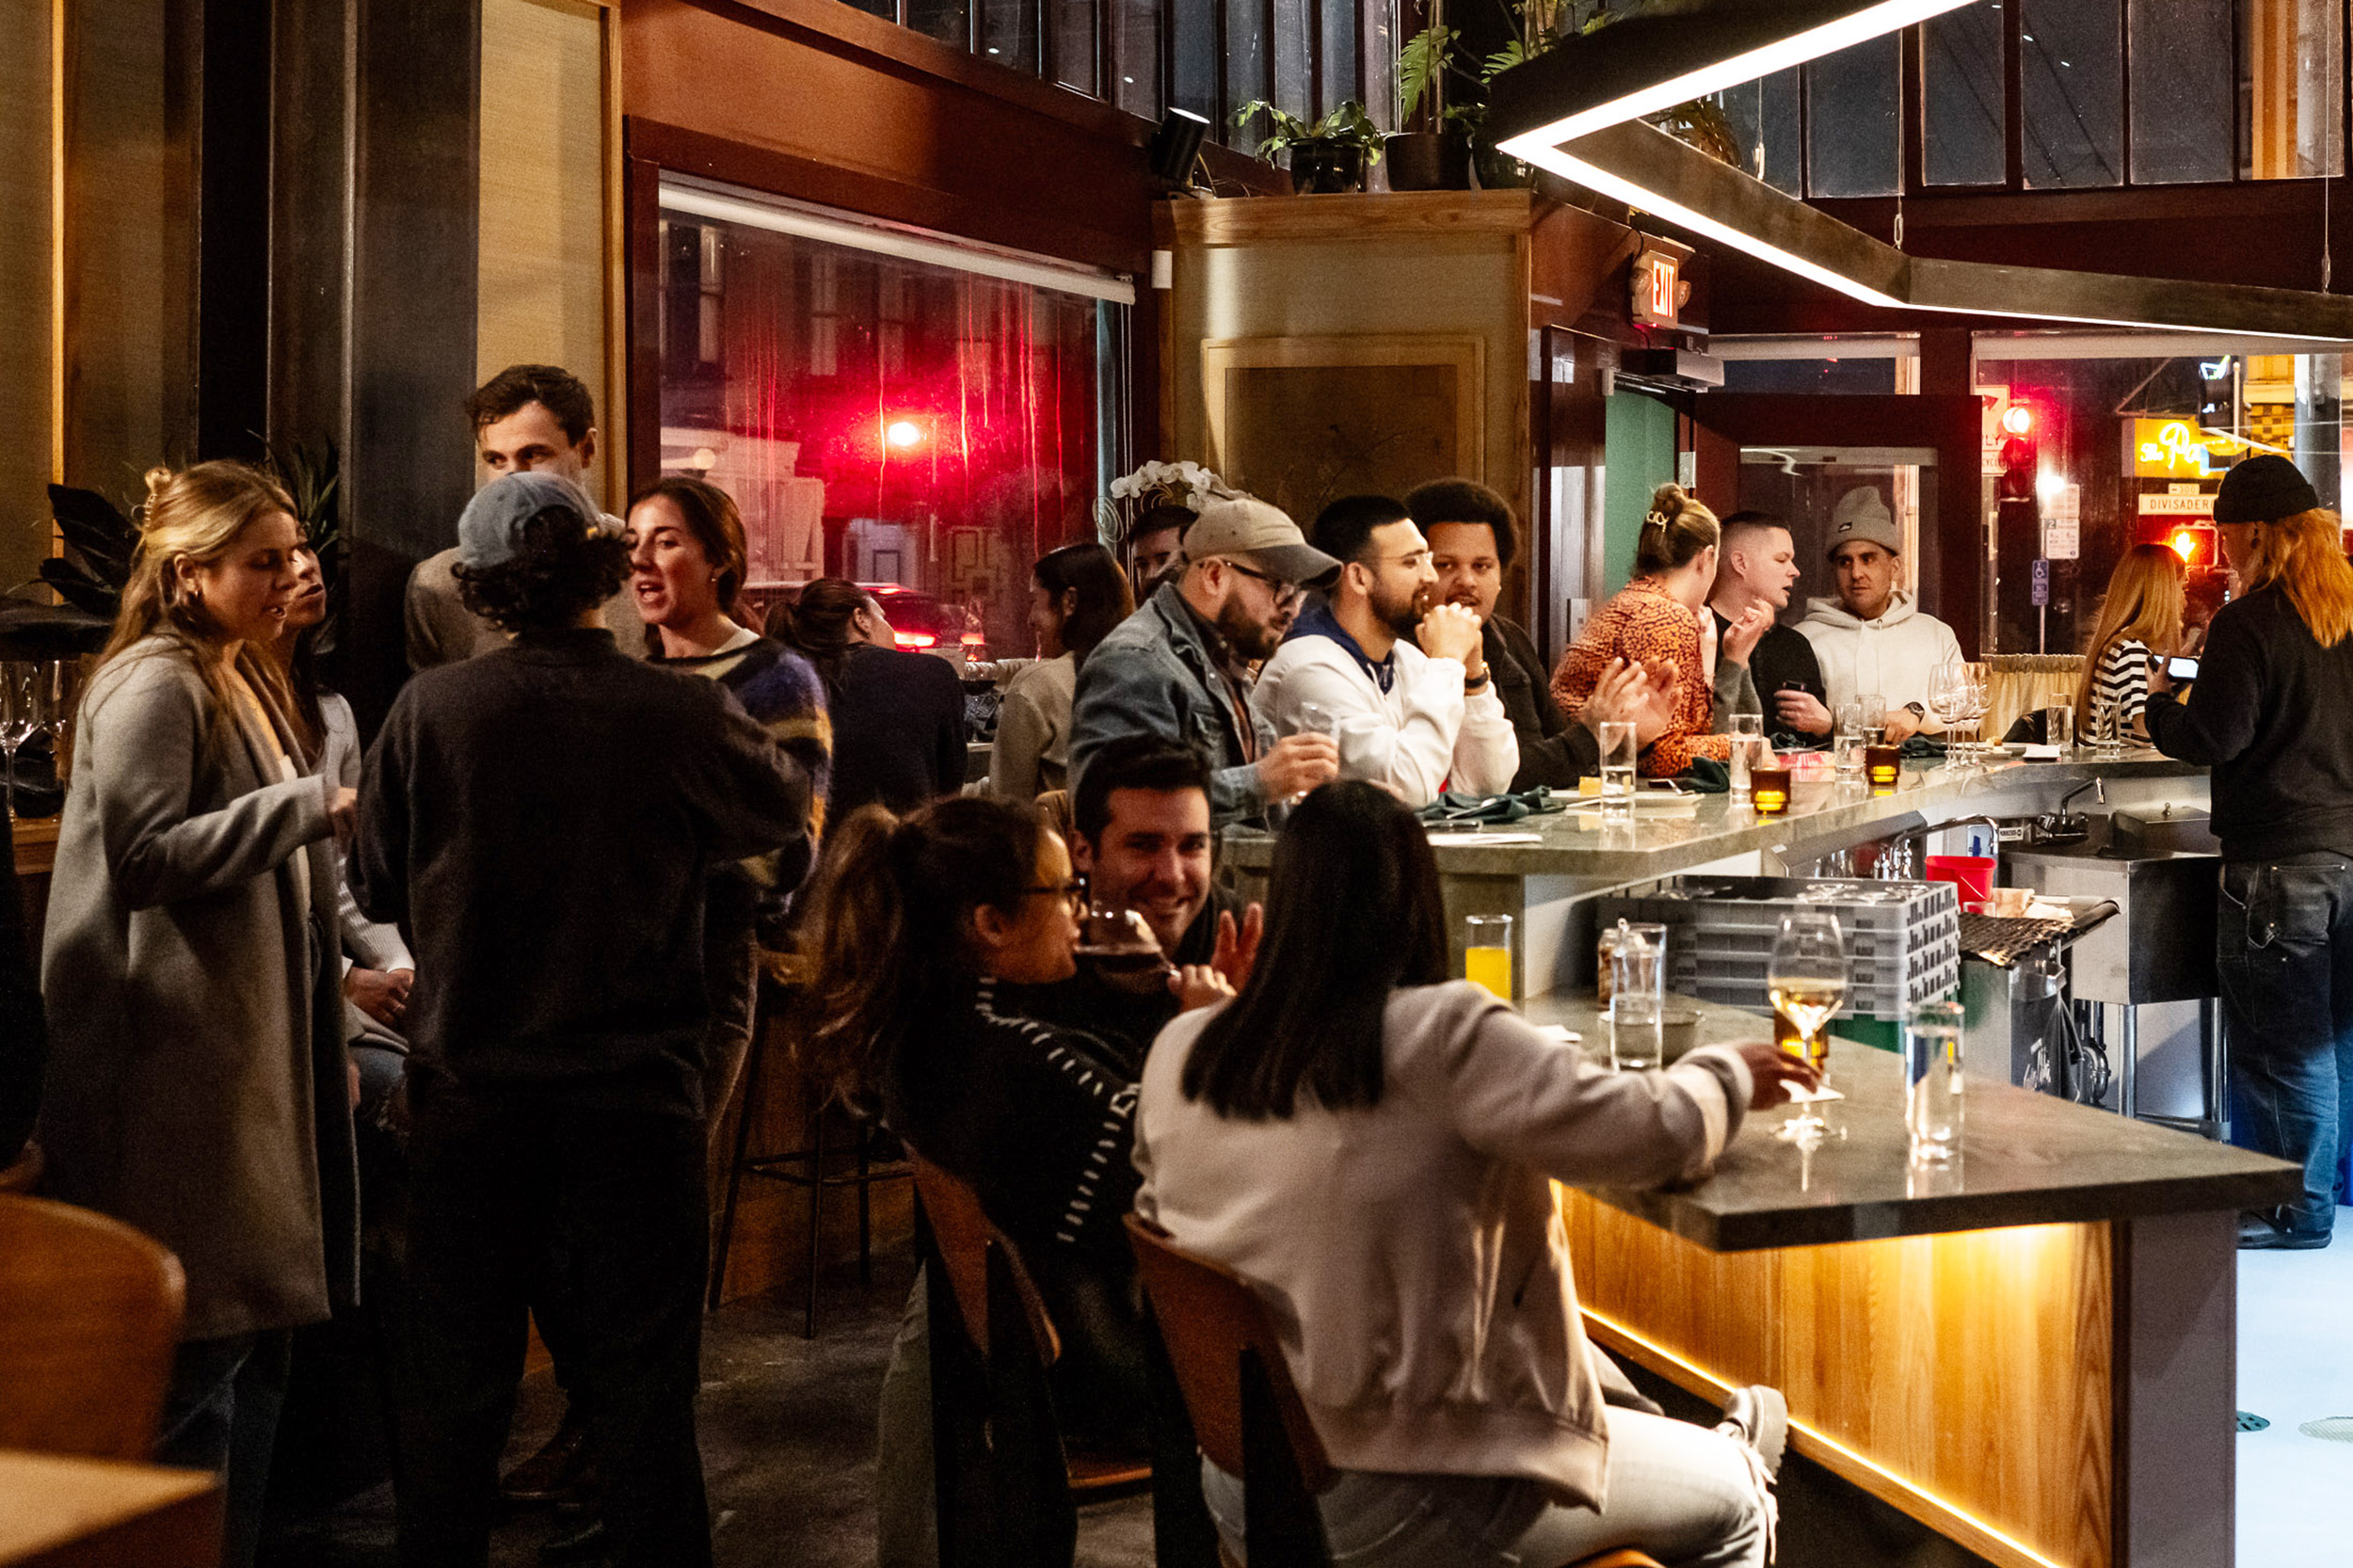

{"left": 1660, "top": 1001, "right": 1705, "bottom": 1062}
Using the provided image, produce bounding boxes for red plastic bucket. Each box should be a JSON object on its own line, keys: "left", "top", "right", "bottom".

{"left": 1926, "top": 855, "right": 1997, "bottom": 907}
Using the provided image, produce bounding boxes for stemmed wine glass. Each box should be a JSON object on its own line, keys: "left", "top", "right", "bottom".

{"left": 39, "top": 659, "right": 77, "bottom": 790}
{"left": 1766, "top": 911, "right": 1847, "bottom": 1142}
{"left": 1929, "top": 662, "right": 1968, "bottom": 766}
{"left": 0, "top": 663, "right": 39, "bottom": 820}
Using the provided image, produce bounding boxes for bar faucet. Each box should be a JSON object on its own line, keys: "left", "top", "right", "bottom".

{"left": 2059, "top": 777, "right": 2105, "bottom": 814}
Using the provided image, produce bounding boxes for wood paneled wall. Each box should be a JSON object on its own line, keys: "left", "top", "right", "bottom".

{"left": 0, "top": 2, "right": 53, "bottom": 597}
{"left": 1564, "top": 1190, "right": 2112, "bottom": 1568}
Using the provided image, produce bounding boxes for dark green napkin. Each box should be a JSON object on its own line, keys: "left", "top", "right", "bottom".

{"left": 1417, "top": 787, "right": 1570, "bottom": 825}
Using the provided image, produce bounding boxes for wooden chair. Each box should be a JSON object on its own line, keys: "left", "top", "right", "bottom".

{"left": 1126, "top": 1215, "right": 1663, "bottom": 1568}
{"left": 910, "top": 1150, "right": 1149, "bottom": 1568}
{"left": 0, "top": 1194, "right": 185, "bottom": 1460}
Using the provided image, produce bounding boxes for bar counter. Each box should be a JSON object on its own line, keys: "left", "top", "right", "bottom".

{"left": 1529, "top": 992, "right": 2297, "bottom": 1568}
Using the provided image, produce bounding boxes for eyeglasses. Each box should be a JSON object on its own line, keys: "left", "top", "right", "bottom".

{"left": 1220, "top": 559, "right": 1304, "bottom": 605}
{"left": 1374, "top": 550, "right": 1433, "bottom": 572}
{"left": 1024, "top": 880, "right": 1087, "bottom": 913}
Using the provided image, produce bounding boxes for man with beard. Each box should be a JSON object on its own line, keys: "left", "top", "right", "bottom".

{"left": 1073, "top": 495, "right": 1341, "bottom": 828}
{"left": 1254, "top": 495, "right": 1516, "bottom": 808}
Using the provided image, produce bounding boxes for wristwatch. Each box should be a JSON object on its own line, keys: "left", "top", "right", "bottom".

{"left": 1903, "top": 701, "right": 1926, "bottom": 718}
{"left": 1464, "top": 673, "right": 1492, "bottom": 694}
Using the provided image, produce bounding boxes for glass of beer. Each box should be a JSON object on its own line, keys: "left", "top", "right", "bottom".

{"left": 1865, "top": 744, "right": 1901, "bottom": 789}
{"left": 1465, "top": 914, "right": 1514, "bottom": 1000}
{"left": 1767, "top": 911, "right": 1847, "bottom": 1141}
{"left": 1750, "top": 763, "right": 1793, "bottom": 815}
{"left": 1075, "top": 904, "right": 1172, "bottom": 985}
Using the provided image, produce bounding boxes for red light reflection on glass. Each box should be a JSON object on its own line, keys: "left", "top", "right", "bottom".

{"left": 894, "top": 631, "right": 938, "bottom": 648}
{"left": 885, "top": 419, "right": 923, "bottom": 449}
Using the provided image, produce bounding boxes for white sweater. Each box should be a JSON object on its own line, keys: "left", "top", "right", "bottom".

{"left": 1251, "top": 631, "right": 1518, "bottom": 808}
{"left": 1795, "top": 594, "right": 1964, "bottom": 717}
{"left": 1134, "top": 983, "right": 1750, "bottom": 1508}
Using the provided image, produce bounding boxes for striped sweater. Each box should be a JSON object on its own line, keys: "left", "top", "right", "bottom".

{"left": 2089, "top": 636, "right": 2152, "bottom": 742}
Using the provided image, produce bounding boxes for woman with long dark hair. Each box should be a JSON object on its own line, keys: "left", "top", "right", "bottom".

{"left": 42, "top": 461, "right": 358, "bottom": 1568}
{"left": 1137, "top": 782, "right": 1815, "bottom": 1568}
{"left": 2148, "top": 456, "right": 2353, "bottom": 1249}
{"left": 779, "top": 578, "right": 965, "bottom": 817}
{"left": 990, "top": 542, "right": 1134, "bottom": 802}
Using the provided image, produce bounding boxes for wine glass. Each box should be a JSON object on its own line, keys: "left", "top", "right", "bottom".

{"left": 1074, "top": 902, "right": 1173, "bottom": 987}
{"left": 0, "top": 663, "right": 38, "bottom": 819}
{"left": 39, "top": 660, "right": 77, "bottom": 786}
{"left": 1766, "top": 911, "right": 1847, "bottom": 1142}
{"left": 1929, "top": 663, "right": 1968, "bottom": 765}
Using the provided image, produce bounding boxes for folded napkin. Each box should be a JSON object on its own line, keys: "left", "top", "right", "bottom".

{"left": 1417, "top": 787, "right": 1569, "bottom": 825}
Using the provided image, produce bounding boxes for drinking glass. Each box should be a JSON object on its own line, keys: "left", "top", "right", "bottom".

{"left": 1904, "top": 998, "right": 1965, "bottom": 1161}
{"left": 1928, "top": 662, "right": 1968, "bottom": 765}
{"left": 1833, "top": 702, "right": 1867, "bottom": 782}
{"left": 1608, "top": 920, "right": 1664, "bottom": 1071}
{"left": 1465, "top": 914, "right": 1514, "bottom": 1001}
{"left": 1598, "top": 721, "right": 1638, "bottom": 820}
{"left": 1962, "top": 665, "right": 1991, "bottom": 758}
{"left": 2045, "top": 703, "right": 2074, "bottom": 753}
{"left": 1767, "top": 911, "right": 1847, "bottom": 1141}
{"left": 1727, "top": 713, "right": 1765, "bottom": 805}
{"left": 39, "top": 660, "right": 76, "bottom": 787}
{"left": 1074, "top": 903, "right": 1172, "bottom": 984}
{"left": 0, "top": 663, "right": 38, "bottom": 819}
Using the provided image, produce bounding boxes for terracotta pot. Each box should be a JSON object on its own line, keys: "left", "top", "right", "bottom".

{"left": 1289, "top": 140, "right": 1369, "bottom": 194}
{"left": 1385, "top": 130, "right": 1473, "bottom": 190}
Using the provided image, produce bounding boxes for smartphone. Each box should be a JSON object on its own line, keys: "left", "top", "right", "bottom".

{"left": 2168, "top": 656, "right": 2200, "bottom": 681}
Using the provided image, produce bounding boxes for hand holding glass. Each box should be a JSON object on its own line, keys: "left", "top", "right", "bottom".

{"left": 1766, "top": 911, "right": 1847, "bottom": 1141}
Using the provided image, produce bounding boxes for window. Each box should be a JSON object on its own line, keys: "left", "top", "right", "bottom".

{"left": 1924, "top": 1, "right": 2007, "bottom": 185}
{"left": 1807, "top": 35, "right": 1901, "bottom": 197}
{"left": 2242, "top": 0, "right": 2344, "bottom": 178}
{"left": 2129, "top": 0, "right": 2233, "bottom": 183}
{"left": 2021, "top": 0, "right": 2122, "bottom": 187}
{"left": 656, "top": 180, "right": 1132, "bottom": 661}
{"left": 1717, "top": 68, "right": 1802, "bottom": 194}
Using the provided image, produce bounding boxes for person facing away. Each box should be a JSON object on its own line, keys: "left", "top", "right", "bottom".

{"left": 40, "top": 461, "right": 359, "bottom": 1568}
{"left": 625, "top": 475, "right": 832, "bottom": 1129}
{"left": 1253, "top": 495, "right": 1517, "bottom": 808}
{"left": 1794, "top": 487, "right": 1962, "bottom": 743}
{"left": 2076, "top": 543, "right": 2185, "bottom": 748}
{"left": 989, "top": 542, "right": 1134, "bottom": 803}
{"left": 1134, "top": 781, "right": 1817, "bottom": 1568}
{"left": 1412, "top": 477, "right": 1685, "bottom": 790}
{"left": 1708, "top": 511, "right": 1833, "bottom": 740}
{"left": 1552, "top": 483, "right": 1739, "bottom": 777}
{"left": 2142, "top": 454, "right": 2353, "bottom": 1251}
{"left": 350, "top": 471, "right": 814, "bottom": 1568}
{"left": 405, "top": 362, "right": 642, "bottom": 670}
{"left": 1071, "top": 494, "right": 1342, "bottom": 828}
{"left": 1005, "top": 734, "right": 1260, "bottom": 1060}
{"left": 776, "top": 578, "right": 966, "bottom": 819}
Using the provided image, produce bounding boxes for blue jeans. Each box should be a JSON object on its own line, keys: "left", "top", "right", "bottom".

{"left": 1202, "top": 1406, "right": 1769, "bottom": 1568}
{"left": 157, "top": 1330, "right": 293, "bottom": 1568}
{"left": 2217, "top": 854, "right": 2353, "bottom": 1236}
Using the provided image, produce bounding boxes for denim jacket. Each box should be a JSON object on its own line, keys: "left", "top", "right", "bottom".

{"left": 1071, "top": 581, "right": 1274, "bottom": 826}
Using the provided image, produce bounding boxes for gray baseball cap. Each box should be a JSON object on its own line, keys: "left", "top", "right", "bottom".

{"left": 1181, "top": 495, "right": 1340, "bottom": 585}
{"left": 458, "top": 472, "right": 604, "bottom": 569}
{"left": 1826, "top": 487, "right": 1900, "bottom": 559}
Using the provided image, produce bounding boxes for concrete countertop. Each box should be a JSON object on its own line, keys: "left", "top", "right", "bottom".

{"left": 1223, "top": 752, "right": 2208, "bottom": 883}
{"left": 1523, "top": 990, "right": 2297, "bottom": 1251}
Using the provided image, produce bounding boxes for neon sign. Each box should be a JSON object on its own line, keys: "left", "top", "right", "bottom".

{"left": 2131, "top": 418, "right": 2276, "bottom": 480}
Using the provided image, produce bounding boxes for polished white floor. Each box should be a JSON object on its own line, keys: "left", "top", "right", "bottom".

{"left": 2236, "top": 1206, "right": 2353, "bottom": 1567}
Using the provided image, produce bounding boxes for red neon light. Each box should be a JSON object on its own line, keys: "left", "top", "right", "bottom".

{"left": 2000, "top": 404, "right": 2035, "bottom": 438}
{"left": 894, "top": 631, "right": 937, "bottom": 648}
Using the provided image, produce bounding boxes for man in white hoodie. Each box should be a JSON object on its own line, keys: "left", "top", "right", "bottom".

{"left": 1254, "top": 495, "right": 1518, "bottom": 807}
{"left": 1797, "top": 488, "right": 1963, "bottom": 743}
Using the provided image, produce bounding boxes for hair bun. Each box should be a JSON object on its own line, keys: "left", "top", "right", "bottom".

{"left": 1648, "top": 481, "right": 1688, "bottom": 519}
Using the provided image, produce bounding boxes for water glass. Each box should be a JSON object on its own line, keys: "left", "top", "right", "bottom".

{"left": 0, "top": 663, "right": 38, "bottom": 818}
{"left": 1598, "top": 721, "right": 1638, "bottom": 819}
{"left": 1465, "top": 914, "right": 1514, "bottom": 1001}
{"left": 1727, "top": 714, "right": 1766, "bottom": 805}
{"left": 2045, "top": 703, "right": 2074, "bottom": 753}
{"left": 1833, "top": 702, "right": 1867, "bottom": 781}
{"left": 1294, "top": 701, "right": 1341, "bottom": 803}
{"left": 1608, "top": 920, "right": 1664, "bottom": 1071}
{"left": 1904, "top": 999, "right": 1966, "bottom": 1161}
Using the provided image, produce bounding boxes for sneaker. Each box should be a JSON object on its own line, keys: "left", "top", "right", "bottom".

{"left": 1717, "top": 1384, "right": 1788, "bottom": 1480}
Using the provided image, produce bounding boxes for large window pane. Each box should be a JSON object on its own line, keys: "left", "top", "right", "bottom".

{"left": 2021, "top": 0, "right": 2121, "bottom": 187}
{"left": 1048, "top": 0, "right": 1096, "bottom": 92}
{"left": 980, "top": 0, "right": 1039, "bottom": 72}
{"left": 657, "top": 185, "right": 1121, "bottom": 662}
{"left": 1924, "top": 1, "right": 2005, "bottom": 184}
{"left": 1318, "top": 0, "right": 1359, "bottom": 115}
{"left": 2130, "top": 0, "right": 2233, "bottom": 183}
{"left": 1225, "top": 0, "right": 1268, "bottom": 126}
{"left": 1273, "top": 0, "right": 1311, "bottom": 120}
{"left": 906, "top": 0, "right": 969, "bottom": 49}
{"left": 1717, "top": 68, "right": 1801, "bottom": 193}
{"left": 1807, "top": 35, "right": 1898, "bottom": 197}
{"left": 1172, "top": 0, "right": 1218, "bottom": 126}
{"left": 1110, "top": 0, "right": 1162, "bottom": 117}
{"left": 2243, "top": 0, "right": 2344, "bottom": 178}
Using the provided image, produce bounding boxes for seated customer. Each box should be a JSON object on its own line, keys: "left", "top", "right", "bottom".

{"left": 783, "top": 579, "right": 965, "bottom": 818}
{"left": 799, "top": 795, "right": 1231, "bottom": 1440}
{"left": 1254, "top": 495, "right": 1516, "bottom": 807}
{"left": 1796, "top": 488, "right": 1962, "bottom": 743}
{"left": 1135, "top": 781, "right": 1814, "bottom": 1568}
{"left": 989, "top": 542, "right": 1133, "bottom": 803}
{"left": 1010, "top": 735, "right": 1258, "bottom": 1059}
{"left": 1708, "top": 511, "right": 1832, "bottom": 740}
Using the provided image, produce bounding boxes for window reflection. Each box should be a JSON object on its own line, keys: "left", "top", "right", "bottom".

{"left": 2243, "top": 0, "right": 2345, "bottom": 178}
{"left": 1716, "top": 68, "right": 1801, "bottom": 194}
{"left": 1924, "top": 2, "right": 2006, "bottom": 185}
{"left": 2022, "top": 0, "right": 2122, "bottom": 187}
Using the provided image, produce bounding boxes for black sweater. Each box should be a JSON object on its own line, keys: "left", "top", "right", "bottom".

{"left": 1485, "top": 616, "right": 1601, "bottom": 790}
{"left": 2145, "top": 584, "right": 2353, "bottom": 861}
{"left": 821, "top": 643, "right": 968, "bottom": 817}
{"left": 351, "top": 629, "right": 813, "bottom": 1112}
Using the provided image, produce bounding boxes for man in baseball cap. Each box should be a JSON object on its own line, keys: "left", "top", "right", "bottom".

{"left": 1072, "top": 492, "right": 1342, "bottom": 827}
{"left": 1796, "top": 486, "right": 1963, "bottom": 744}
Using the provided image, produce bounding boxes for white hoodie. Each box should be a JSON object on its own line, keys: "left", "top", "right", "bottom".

{"left": 1796, "top": 592, "right": 1963, "bottom": 717}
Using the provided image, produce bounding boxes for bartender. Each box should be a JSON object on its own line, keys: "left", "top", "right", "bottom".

{"left": 2145, "top": 454, "right": 2353, "bottom": 1252}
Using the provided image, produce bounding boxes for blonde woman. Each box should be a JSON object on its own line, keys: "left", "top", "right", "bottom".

{"left": 40, "top": 462, "right": 358, "bottom": 1567}
{"left": 2076, "top": 543, "right": 2186, "bottom": 745}
{"left": 2146, "top": 456, "right": 2353, "bottom": 1252}
{"left": 1550, "top": 484, "right": 1741, "bottom": 776}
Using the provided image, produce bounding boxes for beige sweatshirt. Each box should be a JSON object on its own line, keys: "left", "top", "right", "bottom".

{"left": 1133, "top": 981, "right": 1751, "bottom": 1512}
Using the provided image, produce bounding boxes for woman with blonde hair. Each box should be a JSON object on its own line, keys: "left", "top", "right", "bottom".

{"left": 40, "top": 461, "right": 358, "bottom": 1567}
{"left": 1550, "top": 483, "right": 1744, "bottom": 776}
{"left": 2076, "top": 542, "right": 2186, "bottom": 745}
{"left": 2147, "top": 456, "right": 2353, "bottom": 1251}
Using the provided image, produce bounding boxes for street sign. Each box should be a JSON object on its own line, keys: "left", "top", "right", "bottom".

{"left": 2139, "top": 492, "right": 2215, "bottom": 515}
{"left": 2030, "top": 558, "right": 2050, "bottom": 608}
{"left": 2042, "top": 484, "right": 2080, "bottom": 559}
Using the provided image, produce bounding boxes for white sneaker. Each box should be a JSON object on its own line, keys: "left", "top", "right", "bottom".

{"left": 1717, "top": 1384, "right": 1788, "bottom": 1480}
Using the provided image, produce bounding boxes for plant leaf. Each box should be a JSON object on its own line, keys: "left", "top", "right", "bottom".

{"left": 37, "top": 557, "right": 120, "bottom": 618}
{"left": 46, "top": 485, "right": 135, "bottom": 580}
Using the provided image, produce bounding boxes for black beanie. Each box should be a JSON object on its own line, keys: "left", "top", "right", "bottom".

{"left": 2215, "top": 454, "right": 2321, "bottom": 525}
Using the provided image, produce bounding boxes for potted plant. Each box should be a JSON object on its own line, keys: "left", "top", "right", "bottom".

{"left": 1389, "top": 7, "right": 1475, "bottom": 190}
{"left": 1234, "top": 100, "right": 1385, "bottom": 194}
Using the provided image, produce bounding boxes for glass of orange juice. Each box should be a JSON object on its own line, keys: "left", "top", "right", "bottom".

{"left": 1465, "top": 914, "right": 1514, "bottom": 1000}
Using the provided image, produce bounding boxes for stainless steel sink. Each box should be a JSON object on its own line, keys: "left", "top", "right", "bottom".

{"left": 2004, "top": 808, "right": 2219, "bottom": 1004}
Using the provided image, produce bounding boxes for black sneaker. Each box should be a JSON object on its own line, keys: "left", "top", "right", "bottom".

{"left": 2240, "top": 1217, "right": 2331, "bottom": 1252}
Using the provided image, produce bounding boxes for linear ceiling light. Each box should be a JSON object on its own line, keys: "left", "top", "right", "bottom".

{"left": 1489, "top": 0, "right": 1974, "bottom": 156}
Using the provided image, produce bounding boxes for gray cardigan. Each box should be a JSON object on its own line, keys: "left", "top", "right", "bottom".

{"left": 40, "top": 639, "right": 359, "bottom": 1340}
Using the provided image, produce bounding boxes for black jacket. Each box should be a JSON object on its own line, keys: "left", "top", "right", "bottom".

{"left": 1485, "top": 616, "right": 1601, "bottom": 790}
{"left": 2145, "top": 584, "right": 2353, "bottom": 861}
{"left": 823, "top": 642, "right": 968, "bottom": 817}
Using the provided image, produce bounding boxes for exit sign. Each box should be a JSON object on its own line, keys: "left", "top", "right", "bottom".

{"left": 1631, "top": 249, "right": 1681, "bottom": 328}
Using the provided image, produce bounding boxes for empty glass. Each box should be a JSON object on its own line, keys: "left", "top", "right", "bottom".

{"left": 1598, "top": 721, "right": 1638, "bottom": 819}
{"left": 1767, "top": 911, "right": 1847, "bottom": 1142}
{"left": 1904, "top": 999, "right": 1965, "bottom": 1161}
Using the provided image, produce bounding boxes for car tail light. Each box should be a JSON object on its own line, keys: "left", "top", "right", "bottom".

{"left": 894, "top": 631, "right": 937, "bottom": 648}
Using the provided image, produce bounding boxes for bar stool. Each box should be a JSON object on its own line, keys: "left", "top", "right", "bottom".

{"left": 1126, "top": 1214, "right": 1663, "bottom": 1568}
{"left": 707, "top": 951, "right": 912, "bottom": 1334}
